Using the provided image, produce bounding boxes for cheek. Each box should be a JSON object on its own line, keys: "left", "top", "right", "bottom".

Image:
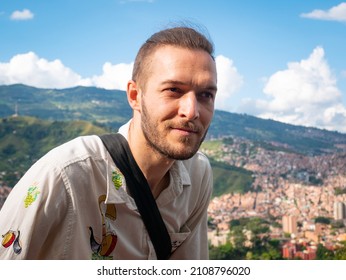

{"left": 144, "top": 105, "right": 172, "bottom": 125}
{"left": 200, "top": 106, "right": 214, "bottom": 125}
{"left": 154, "top": 102, "right": 179, "bottom": 119}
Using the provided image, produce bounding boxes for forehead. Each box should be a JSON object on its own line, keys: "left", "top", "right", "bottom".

{"left": 150, "top": 45, "right": 215, "bottom": 67}
{"left": 146, "top": 45, "right": 217, "bottom": 85}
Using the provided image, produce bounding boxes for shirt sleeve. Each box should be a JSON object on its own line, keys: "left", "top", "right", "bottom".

{"left": 170, "top": 158, "right": 213, "bottom": 260}
{"left": 0, "top": 155, "right": 70, "bottom": 259}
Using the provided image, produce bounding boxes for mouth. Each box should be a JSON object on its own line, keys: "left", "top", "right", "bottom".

{"left": 167, "top": 120, "right": 202, "bottom": 138}
{"left": 171, "top": 124, "right": 200, "bottom": 137}
{"left": 174, "top": 127, "right": 198, "bottom": 133}
{"left": 175, "top": 129, "right": 196, "bottom": 137}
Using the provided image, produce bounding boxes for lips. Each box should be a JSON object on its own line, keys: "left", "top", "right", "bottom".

{"left": 170, "top": 121, "right": 200, "bottom": 134}
{"left": 171, "top": 127, "right": 200, "bottom": 139}
{"left": 174, "top": 127, "right": 198, "bottom": 133}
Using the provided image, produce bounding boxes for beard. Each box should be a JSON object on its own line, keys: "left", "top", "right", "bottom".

{"left": 141, "top": 100, "right": 208, "bottom": 160}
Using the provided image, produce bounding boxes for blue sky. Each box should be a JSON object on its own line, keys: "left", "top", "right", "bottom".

{"left": 1, "top": 0, "right": 346, "bottom": 132}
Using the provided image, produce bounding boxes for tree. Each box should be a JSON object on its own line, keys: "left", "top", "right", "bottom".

{"left": 334, "top": 242, "right": 346, "bottom": 260}
{"left": 316, "top": 244, "right": 334, "bottom": 260}
{"left": 231, "top": 226, "right": 246, "bottom": 250}
{"left": 209, "top": 242, "right": 244, "bottom": 260}
{"left": 314, "top": 216, "right": 331, "bottom": 224}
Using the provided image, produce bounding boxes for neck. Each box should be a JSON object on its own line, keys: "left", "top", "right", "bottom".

{"left": 128, "top": 120, "right": 174, "bottom": 198}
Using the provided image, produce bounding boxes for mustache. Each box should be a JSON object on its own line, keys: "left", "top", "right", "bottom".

{"left": 167, "top": 121, "right": 202, "bottom": 133}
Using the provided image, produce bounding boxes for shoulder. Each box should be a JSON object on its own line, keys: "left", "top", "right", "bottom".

{"left": 13, "top": 135, "right": 108, "bottom": 187}
{"left": 50, "top": 135, "right": 104, "bottom": 155}
{"left": 42, "top": 135, "right": 107, "bottom": 168}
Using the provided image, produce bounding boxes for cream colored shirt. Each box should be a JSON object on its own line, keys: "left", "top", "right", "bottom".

{"left": 0, "top": 121, "right": 213, "bottom": 260}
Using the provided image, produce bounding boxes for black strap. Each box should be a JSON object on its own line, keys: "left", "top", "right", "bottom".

{"left": 99, "top": 133, "right": 172, "bottom": 259}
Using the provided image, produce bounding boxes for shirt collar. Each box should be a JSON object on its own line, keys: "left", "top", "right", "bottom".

{"left": 172, "top": 160, "right": 191, "bottom": 187}
{"left": 118, "top": 119, "right": 131, "bottom": 140}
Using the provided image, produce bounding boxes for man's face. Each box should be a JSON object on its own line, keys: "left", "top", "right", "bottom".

{"left": 139, "top": 45, "right": 217, "bottom": 160}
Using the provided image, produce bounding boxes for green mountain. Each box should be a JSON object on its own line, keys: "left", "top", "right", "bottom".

{"left": 0, "top": 84, "right": 130, "bottom": 129}
{"left": 209, "top": 110, "right": 346, "bottom": 155}
{"left": 2, "top": 84, "right": 346, "bottom": 156}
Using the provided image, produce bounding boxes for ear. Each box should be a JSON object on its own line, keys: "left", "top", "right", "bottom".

{"left": 127, "top": 80, "right": 141, "bottom": 112}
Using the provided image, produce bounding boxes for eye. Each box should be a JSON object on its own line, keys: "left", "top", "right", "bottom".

{"left": 164, "top": 87, "right": 183, "bottom": 95}
{"left": 198, "top": 91, "right": 215, "bottom": 101}
{"left": 169, "top": 87, "right": 180, "bottom": 93}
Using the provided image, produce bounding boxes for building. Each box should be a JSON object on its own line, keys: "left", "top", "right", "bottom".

{"left": 282, "top": 242, "right": 296, "bottom": 259}
{"left": 334, "top": 201, "right": 345, "bottom": 220}
{"left": 282, "top": 215, "right": 298, "bottom": 235}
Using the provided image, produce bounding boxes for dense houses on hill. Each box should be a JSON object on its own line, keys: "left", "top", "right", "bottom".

{"left": 204, "top": 138, "right": 346, "bottom": 259}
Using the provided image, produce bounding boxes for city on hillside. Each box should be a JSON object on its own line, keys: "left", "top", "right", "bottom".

{"left": 203, "top": 137, "right": 346, "bottom": 260}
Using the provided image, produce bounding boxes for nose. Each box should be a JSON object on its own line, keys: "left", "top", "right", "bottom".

{"left": 178, "top": 92, "right": 199, "bottom": 120}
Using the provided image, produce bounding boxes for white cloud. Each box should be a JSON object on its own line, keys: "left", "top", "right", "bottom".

{"left": 0, "top": 52, "right": 133, "bottom": 90}
{"left": 0, "top": 52, "right": 84, "bottom": 89}
{"left": 241, "top": 46, "right": 346, "bottom": 132}
{"left": 10, "top": 9, "right": 34, "bottom": 21}
{"left": 301, "top": 2, "right": 346, "bottom": 22}
{"left": 86, "top": 62, "right": 133, "bottom": 90}
{"left": 215, "top": 55, "right": 243, "bottom": 111}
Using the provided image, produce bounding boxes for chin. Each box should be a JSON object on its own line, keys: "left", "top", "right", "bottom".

{"left": 166, "top": 144, "right": 200, "bottom": 160}
{"left": 167, "top": 153, "right": 196, "bottom": 161}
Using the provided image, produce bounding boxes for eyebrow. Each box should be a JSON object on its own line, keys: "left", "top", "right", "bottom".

{"left": 161, "top": 79, "right": 217, "bottom": 92}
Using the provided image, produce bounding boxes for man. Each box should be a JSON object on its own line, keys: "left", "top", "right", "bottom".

{"left": 0, "top": 26, "right": 217, "bottom": 259}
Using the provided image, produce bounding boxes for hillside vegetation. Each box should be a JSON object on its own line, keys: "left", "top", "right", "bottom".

{"left": 209, "top": 158, "right": 254, "bottom": 197}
